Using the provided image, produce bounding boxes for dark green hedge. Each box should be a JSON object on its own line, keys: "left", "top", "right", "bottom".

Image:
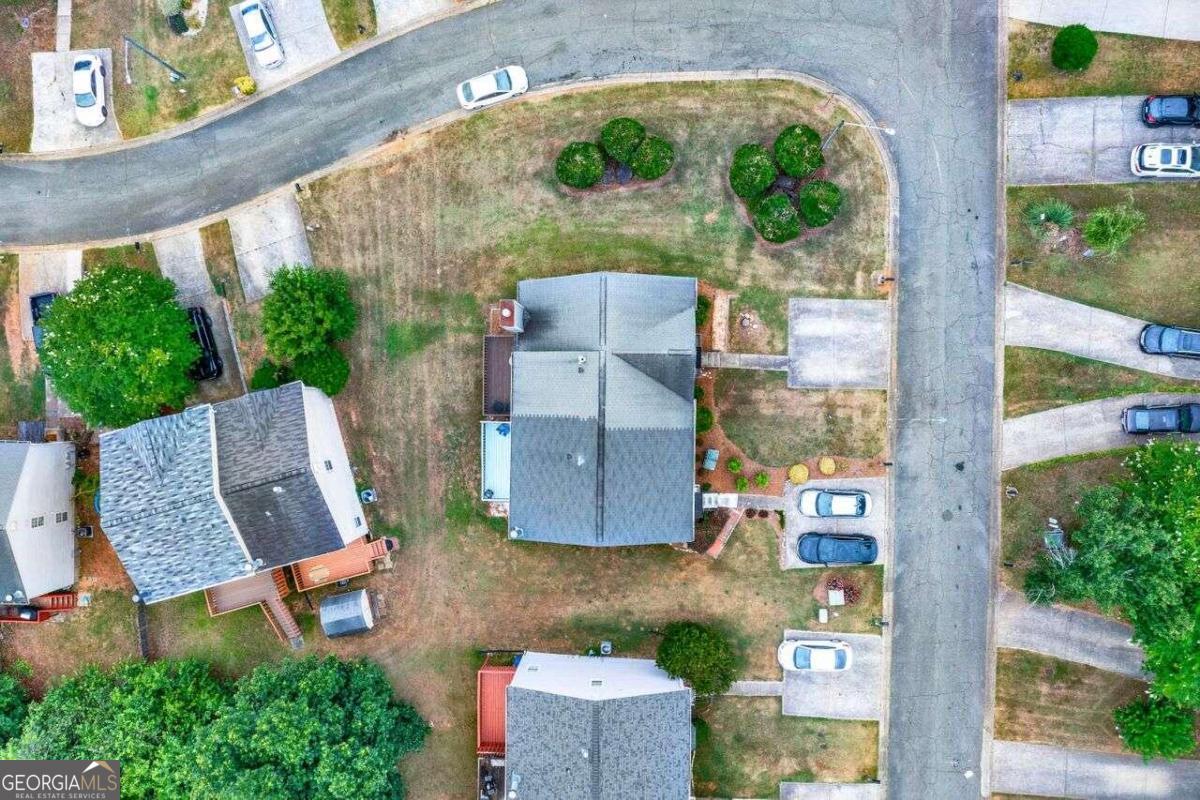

{"left": 729, "top": 143, "right": 777, "bottom": 199}
{"left": 556, "top": 141, "right": 605, "bottom": 188}
{"left": 797, "top": 180, "right": 843, "bottom": 227}
{"left": 292, "top": 346, "right": 351, "bottom": 396}
{"left": 1051, "top": 24, "right": 1098, "bottom": 71}
{"left": 774, "top": 124, "right": 824, "bottom": 178}
{"left": 630, "top": 136, "right": 675, "bottom": 180}
{"left": 600, "top": 117, "right": 646, "bottom": 163}
{"left": 752, "top": 194, "right": 801, "bottom": 243}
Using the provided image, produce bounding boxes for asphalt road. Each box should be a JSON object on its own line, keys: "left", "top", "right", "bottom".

{"left": 1, "top": 2, "right": 1002, "bottom": 797}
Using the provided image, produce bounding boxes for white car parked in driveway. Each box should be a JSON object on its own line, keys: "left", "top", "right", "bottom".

{"left": 798, "top": 488, "right": 872, "bottom": 518}
{"left": 456, "top": 65, "right": 528, "bottom": 110}
{"left": 238, "top": 0, "right": 285, "bottom": 69}
{"left": 778, "top": 639, "right": 853, "bottom": 672}
{"left": 1130, "top": 143, "right": 1200, "bottom": 177}
{"left": 72, "top": 54, "right": 107, "bottom": 127}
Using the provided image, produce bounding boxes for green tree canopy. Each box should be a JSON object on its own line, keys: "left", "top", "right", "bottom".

{"left": 729, "top": 143, "right": 778, "bottom": 199}
{"left": 773, "top": 124, "right": 824, "bottom": 178}
{"left": 0, "top": 671, "right": 28, "bottom": 747}
{"left": 292, "top": 346, "right": 351, "bottom": 396}
{"left": 797, "top": 180, "right": 844, "bottom": 228}
{"left": 39, "top": 266, "right": 198, "bottom": 427}
{"left": 262, "top": 266, "right": 357, "bottom": 361}
{"left": 1051, "top": 24, "right": 1099, "bottom": 71}
{"left": 629, "top": 136, "right": 675, "bottom": 181}
{"left": 752, "top": 194, "right": 801, "bottom": 243}
{"left": 555, "top": 141, "right": 605, "bottom": 189}
{"left": 655, "top": 621, "right": 739, "bottom": 696}
{"left": 1114, "top": 695, "right": 1197, "bottom": 761}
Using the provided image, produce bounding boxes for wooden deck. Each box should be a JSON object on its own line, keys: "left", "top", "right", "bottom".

{"left": 204, "top": 570, "right": 303, "bottom": 649}
{"left": 289, "top": 536, "right": 398, "bottom": 592}
{"left": 477, "top": 663, "right": 517, "bottom": 755}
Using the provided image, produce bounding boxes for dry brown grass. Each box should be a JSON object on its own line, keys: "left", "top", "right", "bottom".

{"left": 0, "top": 0, "right": 55, "bottom": 151}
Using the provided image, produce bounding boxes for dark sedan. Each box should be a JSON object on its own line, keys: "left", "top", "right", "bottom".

{"left": 187, "top": 306, "right": 224, "bottom": 381}
{"left": 1140, "top": 324, "right": 1200, "bottom": 358}
{"left": 1142, "top": 95, "right": 1200, "bottom": 127}
{"left": 29, "top": 292, "right": 57, "bottom": 349}
{"left": 797, "top": 533, "right": 878, "bottom": 566}
{"left": 1121, "top": 403, "right": 1200, "bottom": 434}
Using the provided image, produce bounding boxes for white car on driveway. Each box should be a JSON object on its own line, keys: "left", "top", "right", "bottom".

{"left": 1130, "top": 143, "right": 1200, "bottom": 177}
{"left": 778, "top": 639, "right": 853, "bottom": 673}
{"left": 456, "top": 65, "right": 528, "bottom": 110}
{"left": 798, "top": 488, "right": 872, "bottom": 518}
{"left": 238, "top": 0, "right": 285, "bottom": 69}
{"left": 72, "top": 54, "right": 107, "bottom": 127}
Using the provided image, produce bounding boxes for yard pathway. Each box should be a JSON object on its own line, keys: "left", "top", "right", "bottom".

{"left": 55, "top": 0, "right": 71, "bottom": 51}
{"left": 1001, "top": 393, "right": 1200, "bottom": 470}
{"left": 995, "top": 587, "right": 1146, "bottom": 679}
{"left": 780, "top": 784, "right": 880, "bottom": 800}
{"left": 1007, "top": 96, "right": 1199, "bottom": 185}
{"left": 727, "top": 680, "right": 783, "bottom": 697}
{"left": 1005, "top": 283, "right": 1200, "bottom": 380}
{"left": 788, "top": 298, "right": 890, "bottom": 390}
{"left": 992, "top": 740, "right": 1200, "bottom": 799}
{"left": 1010, "top": 0, "right": 1200, "bottom": 41}
{"left": 700, "top": 352, "right": 788, "bottom": 371}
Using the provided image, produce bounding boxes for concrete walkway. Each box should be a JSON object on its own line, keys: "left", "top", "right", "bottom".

{"left": 992, "top": 740, "right": 1200, "bottom": 799}
{"left": 780, "top": 784, "right": 880, "bottom": 800}
{"left": 55, "top": 0, "right": 71, "bottom": 51}
{"left": 701, "top": 352, "right": 788, "bottom": 371}
{"left": 728, "top": 680, "right": 783, "bottom": 697}
{"left": 1010, "top": 0, "right": 1200, "bottom": 41}
{"left": 1002, "top": 393, "right": 1200, "bottom": 470}
{"left": 1005, "top": 284, "right": 1200, "bottom": 380}
{"left": 788, "top": 298, "right": 890, "bottom": 390}
{"left": 995, "top": 587, "right": 1146, "bottom": 679}
{"left": 1008, "top": 96, "right": 1200, "bottom": 185}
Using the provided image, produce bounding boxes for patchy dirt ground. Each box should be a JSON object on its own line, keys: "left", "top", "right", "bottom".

{"left": 0, "top": 0, "right": 54, "bottom": 152}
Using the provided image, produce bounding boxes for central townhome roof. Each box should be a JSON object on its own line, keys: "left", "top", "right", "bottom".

{"left": 508, "top": 272, "right": 697, "bottom": 546}
{"left": 99, "top": 382, "right": 343, "bottom": 602}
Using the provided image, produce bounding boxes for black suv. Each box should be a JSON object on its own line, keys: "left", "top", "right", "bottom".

{"left": 1142, "top": 95, "right": 1200, "bottom": 127}
{"left": 1121, "top": 403, "right": 1200, "bottom": 435}
{"left": 187, "top": 306, "right": 224, "bottom": 381}
{"left": 29, "top": 292, "right": 57, "bottom": 349}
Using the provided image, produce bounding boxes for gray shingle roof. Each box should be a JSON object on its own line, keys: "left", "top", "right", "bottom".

{"left": 509, "top": 273, "right": 696, "bottom": 546}
{"left": 0, "top": 443, "right": 32, "bottom": 601}
{"left": 99, "top": 407, "right": 252, "bottom": 603}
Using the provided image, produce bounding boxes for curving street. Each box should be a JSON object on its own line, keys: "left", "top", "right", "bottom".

{"left": 0, "top": 1, "right": 1001, "bottom": 797}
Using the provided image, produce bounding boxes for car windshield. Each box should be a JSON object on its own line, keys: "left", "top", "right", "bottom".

{"left": 461, "top": 83, "right": 474, "bottom": 102}
{"left": 834, "top": 649, "right": 848, "bottom": 669}
{"left": 75, "top": 90, "right": 96, "bottom": 108}
{"left": 496, "top": 70, "right": 512, "bottom": 91}
{"left": 1181, "top": 407, "right": 1193, "bottom": 430}
{"left": 816, "top": 493, "right": 833, "bottom": 515}
{"left": 793, "top": 647, "right": 812, "bottom": 669}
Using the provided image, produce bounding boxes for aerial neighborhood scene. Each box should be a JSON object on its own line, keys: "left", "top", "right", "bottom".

{"left": 3, "top": 0, "right": 1200, "bottom": 798}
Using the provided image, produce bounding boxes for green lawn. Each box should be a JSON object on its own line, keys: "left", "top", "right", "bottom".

{"left": 1009, "top": 20, "right": 1200, "bottom": 99}
{"left": 693, "top": 696, "right": 878, "bottom": 796}
{"left": 1004, "top": 347, "right": 1200, "bottom": 418}
{"left": 322, "top": 0, "right": 376, "bottom": 48}
{"left": 82, "top": 244, "right": 159, "bottom": 274}
{"left": 1008, "top": 184, "right": 1200, "bottom": 328}
{"left": 0, "top": 255, "right": 45, "bottom": 437}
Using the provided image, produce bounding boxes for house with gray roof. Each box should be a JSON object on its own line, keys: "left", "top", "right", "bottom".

{"left": 483, "top": 272, "right": 699, "bottom": 547}
{"left": 99, "top": 382, "right": 366, "bottom": 603}
{"left": 504, "top": 651, "right": 694, "bottom": 800}
{"left": 0, "top": 440, "right": 76, "bottom": 604}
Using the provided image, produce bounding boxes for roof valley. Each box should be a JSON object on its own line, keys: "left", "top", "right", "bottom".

{"left": 594, "top": 274, "right": 607, "bottom": 545}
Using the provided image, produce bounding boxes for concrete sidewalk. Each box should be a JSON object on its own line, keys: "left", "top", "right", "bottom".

{"left": 1010, "top": 0, "right": 1200, "bottom": 41}
{"left": 779, "top": 784, "right": 880, "bottom": 800}
{"left": 1005, "top": 284, "right": 1200, "bottom": 380}
{"left": 1007, "top": 96, "right": 1198, "bottom": 185}
{"left": 992, "top": 740, "right": 1200, "bottom": 798}
{"left": 701, "top": 352, "right": 788, "bottom": 371}
{"left": 995, "top": 587, "right": 1146, "bottom": 679}
{"left": 1002, "top": 393, "right": 1200, "bottom": 470}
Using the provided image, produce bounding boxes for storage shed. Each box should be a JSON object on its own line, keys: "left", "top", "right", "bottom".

{"left": 318, "top": 589, "right": 375, "bottom": 637}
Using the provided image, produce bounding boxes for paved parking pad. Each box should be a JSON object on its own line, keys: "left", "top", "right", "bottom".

{"left": 788, "top": 299, "right": 890, "bottom": 389}
{"left": 782, "top": 477, "right": 888, "bottom": 570}
{"left": 781, "top": 631, "right": 883, "bottom": 721}
{"left": 780, "top": 783, "right": 881, "bottom": 800}
{"left": 30, "top": 50, "right": 121, "bottom": 153}
{"left": 227, "top": 193, "right": 314, "bottom": 302}
{"left": 374, "top": 0, "right": 452, "bottom": 33}
{"left": 230, "top": 0, "right": 338, "bottom": 90}
{"left": 18, "top": 251, "right": 82, "bottom": 340}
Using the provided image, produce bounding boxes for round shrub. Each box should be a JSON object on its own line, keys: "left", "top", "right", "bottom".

{"left": 655, "top": 621, "right": 739, "bottom": 696}
{"left": 696, "top": 406, "right": 714, "bottom": 434}
{"left": 726, "top": 457, "right": 743, "bottom": 474}
{"left": 292, "top": 347, "right": 351, "bottom": 396}
{"left": 1051, "top": 24, "right": 1098, "bottom": 71}
{"left": 754, "top": 471, "right": 770, "bottom": 489}
{"left": 752, "top": 194, "right": 801, "bottom": 243}
{"left": 555, "top": 141, "right": 605, "bottom": 189}
{"left": 729, "top": 143, "right": 777, "bottom": 199}
{"left": 735, "top": 476, "right": 750, "bottom": 493}
{"left": 630, "top": 136, "right": 675, "bottom": 180}
{"left": 774, "top": 124, "right": 824, "bottom": 178}
{"left": 797, "top": 180, "right": 844, "bottom": 228}
{"left": 233, "top": 76, "right": 257, "bottom": 96}
{"left": 599, "top": 117, "right": 646, "bottom": 164}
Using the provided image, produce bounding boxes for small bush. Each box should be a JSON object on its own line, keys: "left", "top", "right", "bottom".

{"left": 1052, "top": 24, "right": 1099, "bottom": 71}
{"left": 735, "top": 476, "right": 750, "bottom": 492}
{"left": 292, "top": 347, "right": 351, "bottom": 396}
{"left": 1023, "top": 198, "right": 1074, "bottom": 238}
{"left": 555, "top": 141, "right": 605, "bottom": 189}
{"left": 694, "top": 384, "right": 704, "bottom": 401}
{"left": 599, "top": 117, "right": 646, "bottom": 164}
{"left": 753, "top": 194, "right": 802, "bottom": 243}
{"left": 729, "top": 143, "right": 777, "bottom": 199}
{"left": 727, "top": 457, "right": 743, "bottom": 474}
{"left": 630, "top": 136, "right": 675, "bottom": 180}
{"left": 233, "top": 76, "right": 257, "bottom": 96}
{"left": 754, "top": 471, "right": 770, "bottom": 489}
{"left": 696, "top": 406, "right": 714, "bottom": 434}
{"left": 655, "top": 621, "right": 739, "bottom": 696}
{"left": 1114, "top": 695, "right": 1197, "bottom": 761}
{"left": 797, "top": 180, "right": 844, "bottom": 227}
{"left": 695, "top": 294, "right": 712, "bottom": 327}
{"left": 1083, "top": 204, "right": 1146, "bottom": 255}
{"left": 774, "top": 124, "right": 824, "bottom": 178}
{"left": 249, "top": 359, "right": 293, "bottom": 391}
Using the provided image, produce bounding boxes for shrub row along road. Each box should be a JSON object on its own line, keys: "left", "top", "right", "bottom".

{"left": 0, "top": 1, "right": 1002, "bottom": 797}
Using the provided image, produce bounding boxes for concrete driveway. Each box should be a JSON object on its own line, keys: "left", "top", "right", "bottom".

{"left": 780, "top": 784, "right": 880, "bottom": 800}
{"left": 1008, "top": 96, "right": 1200, "bottom": 185}
{"left": 1002, "top": 393, "right": 1200, "bottom": 470}
{"left": 229, "top": 0, "right": 338, "bottom": 90}
{"left": 782, "top": 476, "right": 888, "bottom": 570}
{"left": 788, "top": 299, "right": 890, "bottom": 390}
{"left": 30, "top": 50, "right": 121, "bottom": 153}
{"left": 17, "top": 251, "right": 81, "bottom": 340}
{"left": 781, "top": 630, "right": 883, "bottom": 721}
{"left": 227, "top": 192, "right": 313, "bottom": 302}
{"left": 374, "top": 0, "right": 451, "bottom": 33}
{"left": 1005, "top": 283, "right": 1200, "bottom": 380}
{"left": 992, "top": 740, "right": 1200, "bottom": 799}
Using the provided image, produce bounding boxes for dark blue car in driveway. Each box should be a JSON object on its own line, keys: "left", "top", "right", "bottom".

{"left": 797, "top": 533, "right": 878, "bottom": 566}
{"left": 1121, "top": 403, "right": 1200, "bottom": 434}
{"left": 1140, "top": 324, "right": 1200, "bottom": 358}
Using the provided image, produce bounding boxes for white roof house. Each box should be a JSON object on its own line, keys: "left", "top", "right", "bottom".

{"left": 0, "top": 441, "right": 76, "bottom": 603}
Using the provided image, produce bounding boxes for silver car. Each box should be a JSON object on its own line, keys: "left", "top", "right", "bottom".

{"left": 72, "top": 54, "right": 107, "bottom": 128}
{"left": 1130, "top": 143, "right": 1200, "bottom": 178}
{"left": 456, "top": 65, "right": 528, "bottom": 110}
{"left": 797, "top": 488, "right": 872, "bottom": 518}
{"left": 239, "top": 0, "right": 285, "bottom": 69}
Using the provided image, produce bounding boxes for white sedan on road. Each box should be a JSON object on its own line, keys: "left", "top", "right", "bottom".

{"left": 238, "top": 0, "right": 285, "bottom": 69}
{"left": 456, "top": 65, "right": 528, "bottom": 110}
{"left": 72, "top": 54, "right": 107, "bottom": 127}
{"left": 1130, "top": 143, "right": 1200, "bottom": 177}
{"left": 798, "top": 488, "right": 872, "bottom": 518}
{"left": 778, "top": 639, "right": 853, "bottom": 673}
